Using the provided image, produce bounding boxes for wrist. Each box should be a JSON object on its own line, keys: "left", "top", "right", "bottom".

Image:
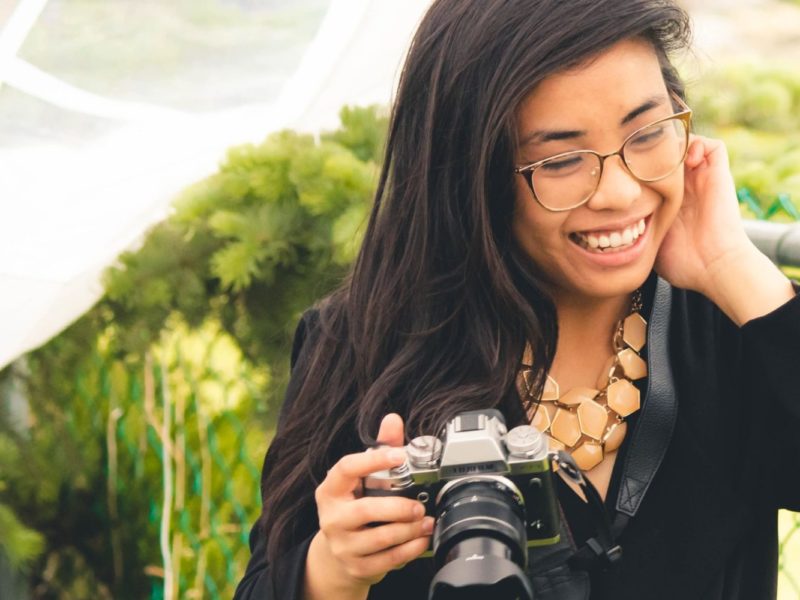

{"left": 304, "top": 531, "right": 370, "bottom": 600}
{"left": 702, "top": 243, "right": 795, "bottom": 326}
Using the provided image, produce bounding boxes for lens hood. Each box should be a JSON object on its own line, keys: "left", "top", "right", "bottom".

{"left": 429, "top": 554, "right": 534, "bottom": 600}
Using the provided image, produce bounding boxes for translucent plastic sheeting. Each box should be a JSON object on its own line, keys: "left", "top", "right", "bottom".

{"left": 0, "top": 0, "right": 432, "bottom": 369}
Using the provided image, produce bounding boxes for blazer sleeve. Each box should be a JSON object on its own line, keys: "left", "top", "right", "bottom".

{"left": 739, "top": 282, "right": 800, "bottom": 510}
{"left": 234, "top": 309, "right": 321, "bottom": 600}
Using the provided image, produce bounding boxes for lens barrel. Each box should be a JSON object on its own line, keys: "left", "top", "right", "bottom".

{"left": 429, "top": 478, "right": 534, "bottom": 600}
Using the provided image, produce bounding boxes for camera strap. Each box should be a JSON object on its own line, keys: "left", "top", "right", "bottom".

{"left": 587, "top": 276, "right": 676, "bottom": 568}
{"left": 613, "top": 276, "right": 677, "bottom": 519}
{"left": 555, "top": 277, "right": 678, "bottom": 573}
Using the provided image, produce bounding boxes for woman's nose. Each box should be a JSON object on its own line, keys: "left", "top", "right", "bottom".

{"left": 585, "top": 155, "right": 641, "bottom": 211}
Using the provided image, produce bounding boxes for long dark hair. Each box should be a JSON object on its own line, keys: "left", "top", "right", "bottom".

{"left": 260, "top": 0, "right": 691, "bottom": 561}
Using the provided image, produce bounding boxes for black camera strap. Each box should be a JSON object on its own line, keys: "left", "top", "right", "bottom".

{"left": 551, "top": 451, "right": 622, "bottom": 569}
{"left": 536, "top": 276, "right": 677, "bottom": 576}
{"left": 576, "top": 276, "right": 677, "bottom": 569}
{"left": 614, "top": 277, "right": 677, "bottom": 518}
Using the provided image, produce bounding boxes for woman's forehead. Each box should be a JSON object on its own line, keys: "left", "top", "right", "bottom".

{"left": 517, "top": 39, "right": 668, "bottom": 134}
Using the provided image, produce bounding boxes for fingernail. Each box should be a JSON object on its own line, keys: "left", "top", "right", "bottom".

{"left": 413, "top": 503, "right": 425, "bottom": 519}
{"left": 422, "top": 517, "right": 434, "bottom": 534}
{"left": 388, "top": 449, "right": 406, "bottom": 463}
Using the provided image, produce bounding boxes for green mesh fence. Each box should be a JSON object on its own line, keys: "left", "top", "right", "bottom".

{"left": 69, "top": 192, "right": 800, "bottom": 599}
{"left": 71, "top": 321, "right": 268, "bottom": 600}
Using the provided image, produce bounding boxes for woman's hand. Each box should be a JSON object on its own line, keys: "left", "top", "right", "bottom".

{"left": 304, "top": 414, "right": 433, "bottom": 600}
{"left": 654, "top": 134, "right": 753, "bottom": 295}
{"left": 655, "top": 134, "right": 794, "bottom": 325}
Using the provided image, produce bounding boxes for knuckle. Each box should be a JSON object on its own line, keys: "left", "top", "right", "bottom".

{"left": 346, "top": 562, "right": 368, "bottom": 581}
{"left": 373, "top": 527, "right": 394, "bottom": 549}
{"left": 317, "top": 513, "right": 331, "bottom": 532}
{"left": 387, "top": 545, "right": 408, "bottom": 566}
{"left": 328, "top": 538, "right": 345, "bottom": 559}
{"left": 329, "top": 460, "right": 345, "bottom": 480}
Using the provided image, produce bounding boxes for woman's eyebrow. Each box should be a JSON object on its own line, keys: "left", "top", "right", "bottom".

{"left": 620, "top": 94, "right": 666, "bottom": 125}
{"left": 520, "top": 94, "right": 668, "bottom": 146}
{"left": 521, "top": 127, "right": 585, "bottom": 145}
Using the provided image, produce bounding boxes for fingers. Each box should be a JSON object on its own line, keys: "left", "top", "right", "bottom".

{"left": 340, "top": 536, "right": 431, "bottom": 582}
{"left": 376, "top": 413, "right": 405, "bottom": 447}
{"left": 342, "top": 517, "right": 434, "bottom": 556}
{"left": 686, "top": 135, "right": 728, "bottom": 170}
{"left": 334, "top": 496, "right": 425, "bottom": 530}
{"left": 311, "top": 415, "right": 421, "bottom": 586}
{"left": 319, "top": 447, "right": 406, "bottom": 498}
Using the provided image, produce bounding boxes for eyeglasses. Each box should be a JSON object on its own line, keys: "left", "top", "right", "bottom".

{"left": 514, "top": 92, "right": 692, "bottom": 212}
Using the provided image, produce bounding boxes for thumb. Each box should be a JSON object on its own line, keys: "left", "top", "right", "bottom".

{"left": 377, "top": 413, "right": 405, "bottom": 447}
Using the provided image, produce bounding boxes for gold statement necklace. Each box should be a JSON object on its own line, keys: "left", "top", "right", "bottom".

{"left": 518, "top": 290, "right": 647, "bottom": 471}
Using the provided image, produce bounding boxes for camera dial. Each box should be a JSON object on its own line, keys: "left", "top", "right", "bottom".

{"left": 505, "top": 425, "right": 547, "bottom": 458}
{"left": 408, "top": 435, "right": 443, "bottom": 468}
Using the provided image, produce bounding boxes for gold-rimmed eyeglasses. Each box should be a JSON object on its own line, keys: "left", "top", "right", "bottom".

{"left": 514, "top": 92, "right": 692, "bottom": 212}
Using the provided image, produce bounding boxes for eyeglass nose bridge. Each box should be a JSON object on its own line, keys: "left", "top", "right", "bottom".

{"left": 588, "top": 147, "right": 632, "bottom": 182}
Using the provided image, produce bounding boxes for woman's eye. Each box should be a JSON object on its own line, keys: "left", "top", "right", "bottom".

{"left": 629, "top": 125, "right": 666, "bottom": 147}
{"left": 540, "top": 155, "right": 585, "bottom": 173}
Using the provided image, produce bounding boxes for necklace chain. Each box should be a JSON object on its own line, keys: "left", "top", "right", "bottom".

{"left": 518, "top": 289, "right": 647, "bottom": 471}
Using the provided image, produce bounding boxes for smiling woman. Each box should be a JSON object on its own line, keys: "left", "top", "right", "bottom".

{"left": 234, "top": 1, "right": 800, "bottom": 599}
{"left": 511, "top": 39, "right": 690, "bottom": 302}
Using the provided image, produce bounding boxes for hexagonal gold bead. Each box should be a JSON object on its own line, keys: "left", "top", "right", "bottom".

{"left": 577, "top": 399, "right": 608, "bottom": 440}
{"left": 519, "top": 368, "right": 539, "bottom": 395}
{"left": 547, "top": 435, "right": 566, "bottom": 453}
{"left": 617, "top": 348, "right": 647, "bottom": 380}
{"left": 522, "top": 344, "right": 534, "bottom": 366}
{"left": 607, "top": 379, "right": 640, "bottom": 417}
{"left": 542, "top": 375, "right": 559, "bottom": 401}
{"left": 623, "top": 313, "right": 647, "bottom": 352}
{"left": 531, "top": 406, "right": 551, "bottom": 432}
{"left": 603, "top": 421, "right": 627, "bottom": 452}
{"left": 572, "top": 442, "right": 603, "bottom": 470}
{"left": 550, "top": 408, "right": 581, "bottom": 447}
{"left": 559, "top": 386, "right": 598, "bottom": 407}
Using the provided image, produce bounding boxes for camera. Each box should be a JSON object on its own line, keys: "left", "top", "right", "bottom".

{"left": 363, "top": 409, "right": 560, "bottom": 600}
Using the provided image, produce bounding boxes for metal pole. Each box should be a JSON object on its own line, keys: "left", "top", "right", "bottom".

{"left": 744, "top": 220, "right": 800, "bottom": 268}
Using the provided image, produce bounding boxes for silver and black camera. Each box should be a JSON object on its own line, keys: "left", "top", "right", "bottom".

{"left": 363, "top": 409, "right": 560, "bottom": 600}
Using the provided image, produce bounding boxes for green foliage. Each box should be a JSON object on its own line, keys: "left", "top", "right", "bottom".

{"left": 103, "top": 117, "right": 383, "bottom": 368}
{"left": 689, "top": 63, "right": 800, "bottom": 219}
{"left": 0, "top": 503, "right": 44, "bottom": 568}
{"left": 0, "top": 105, "right": 387, "bottom": 598}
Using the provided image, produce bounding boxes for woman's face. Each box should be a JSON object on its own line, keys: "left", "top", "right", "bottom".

{"left": 512, "top": 38, "right": 684, "bottom": 302}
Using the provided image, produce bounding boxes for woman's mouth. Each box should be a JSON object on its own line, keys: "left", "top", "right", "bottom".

{"left": 569, "top": 218, "right": 647, "bottom": 253}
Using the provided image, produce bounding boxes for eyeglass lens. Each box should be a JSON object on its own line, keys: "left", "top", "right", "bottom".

{"left": 532, "top": 116, "right": 688, "bottom": 210}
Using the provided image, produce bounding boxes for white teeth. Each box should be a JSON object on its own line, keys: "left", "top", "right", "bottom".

{"left": 573, "top": 217, "right": 648, "bottom": 252}
{"left": 621, "top": 228, "right": 633, "bottom": 245}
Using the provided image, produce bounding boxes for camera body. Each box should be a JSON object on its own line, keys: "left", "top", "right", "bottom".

{"left": 363, "top": 409, "right": 560, "bottom": 558}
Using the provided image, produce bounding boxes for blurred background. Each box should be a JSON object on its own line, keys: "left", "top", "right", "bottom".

{"left": 1, "top": 0, "right": 798, "bottom": 598}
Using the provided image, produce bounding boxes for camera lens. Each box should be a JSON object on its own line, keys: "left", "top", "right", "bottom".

{"left": 429, "top": 477, "right": 533, "bottom": 600}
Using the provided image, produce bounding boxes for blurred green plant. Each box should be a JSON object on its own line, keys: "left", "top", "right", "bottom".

{"left": 688, "top": 63, "right": 800, "bottom": 220}
{"left": 0, "top": 503, "right": 44, "bottom": 568}
{"left": 0, "top": 105, "right": 387, "bottom": 598}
